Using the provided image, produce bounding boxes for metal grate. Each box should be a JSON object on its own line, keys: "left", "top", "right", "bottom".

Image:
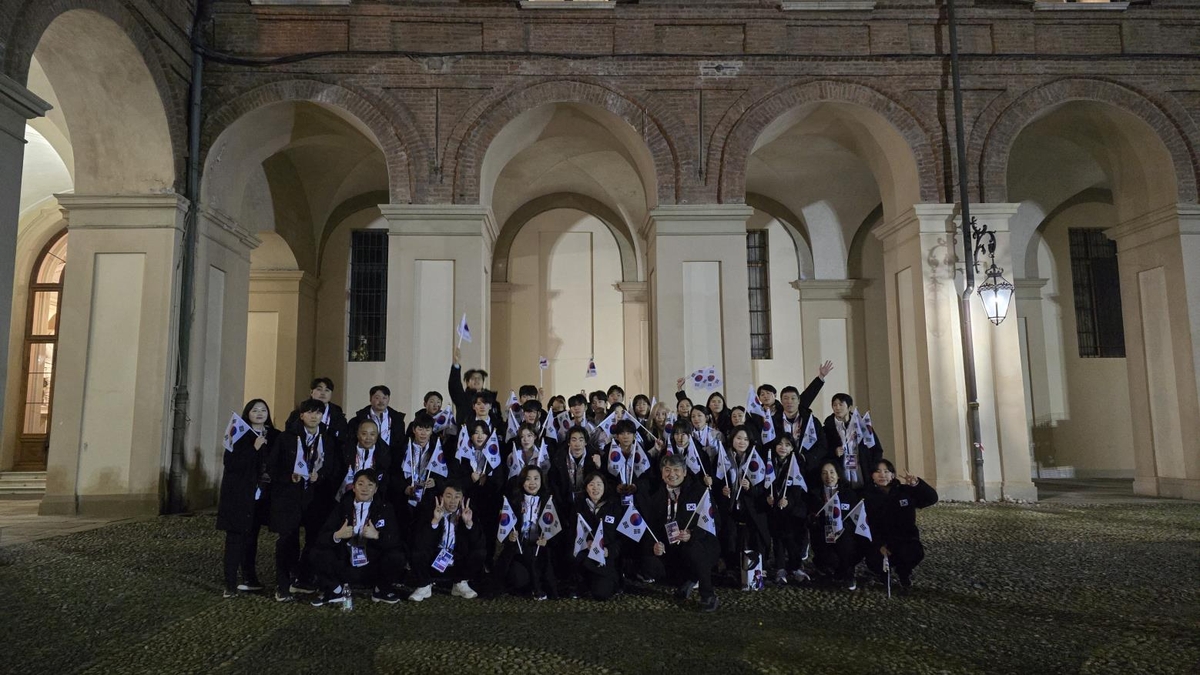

{"left": 747, "top": 229, "right": 772, "bottom": 360}
{"left": 1068, "top": 228, "right": 1125, "bottom": 358}
{"left": 348, "top": 230, "right": 388, "bottom": 362}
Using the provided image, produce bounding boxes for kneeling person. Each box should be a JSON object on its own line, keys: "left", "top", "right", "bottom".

{"left": 409, "top": 481, "right": 485, "bottom": 601}
{"left": 638, "top": 454, "right": 721, "bottom": 612}
{"left": 311, "top": 470, "right": 405, "bottom": 605}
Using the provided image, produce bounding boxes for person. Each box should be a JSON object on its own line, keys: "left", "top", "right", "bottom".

{"left": 562, "top": 393, "right": 596, "bottom": 442}
{"left": 448, "top": 344, "right": 500, "bottom": 425}
{"left": 497, "top": 465, "right": 558, "bottom": 599}
{"left": 676, "top": 395, "right": 693, "bottom": 419}
{"left": 348, "top": 385, "right": 405, "bottom": 447}
{"left": 668, "top": 418, "right": 713, "bottom": 484}
{"left": 549, "top": 426, "right": 600, "bottom": 508}
{"left": 338, "top": 419, "right": 391, "bottom": 501}
{"left": 392, "top": 412, "right": 446, "bottom": 529}
{"left": 268, "top": 398, "right": 342, "bottom": 601}
{"left": 507, "top": 423, "right": 551, "bottom": 488}
{"left": 862, "top": 460, "right": 938, "bottom": 589}
{"left": 606, "top": 385, "right": 625, "bottom": 406}
{"left": 631, "top": 394, "right": 652, "bottom": 427}
{"left": 706, "top": 392, "right": 733, "bottom": 436}
{"left": 714, "top": 426, "right": 769, "bottom": 580}
{"left": 824, "top": 393, "right": 883, "bottom": 491}
{"left": 689, "top": 406, "right": 723, "bottom": 469}
{"left": 753, "top": 360, "right": 834, "bottom": 454}
{"left": 574, "top": 472, "right": 625, "bottom": 601}
{"left": 310, "top": 470, "right": 405, "bottom": 606}
{"left": 647, "top": 401, "right": 673, "bottom": 451}
{"left": 637, "top": 454, "right": 720, "bottom": 612}
{"left": 284, "top": 378, "right": 348, "bottom": 441}
{"left": 764, "top": 434, "right": 811, "bottom": 586}
{"left": 453, "top": 419, "right": 505, "bottom": 566}
{"left": 463, "top": 390, "right": 504, "bottom": 437}
{"left": 547, "top": 395, "right": 567, "bottom": 417}
{"left": 408, "top": 481, "right": 485, "bottom": 601}
{"left": 217, "top": 399, "right": 278, "bottom": 597}
{"left": 807, "top": 461, "right": 864, "bottom": 591}
{"left": 587, "top": 390, "right": 608, "bottom": 425}
{"left": 604, "top": 419, "right": 654, "bottom": 503}
{"left": 776, "top": 382, "right": 830, "bottom": 486}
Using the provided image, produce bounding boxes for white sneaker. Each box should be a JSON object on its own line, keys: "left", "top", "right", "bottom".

{"left": 451, "top": 580, "right": 478, "bottom": 599}
{"left": 408, "top": 584, "right": 433, "bottom": 602}
{"left": 791, "top": 569, "right": 812, "bottom": 584}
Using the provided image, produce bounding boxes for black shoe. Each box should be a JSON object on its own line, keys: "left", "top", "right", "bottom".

{"left": 372, "top": 588, "right": 400, "bottom": 604}
{"left": 310, "top": 590, "right": 347, "bottom": 607}
{"left": 701, "top": 594, "right": 720, "bottom": 612}
{"left": 674, "top": 581, "right": 698, "bottom": 601}
{"left": 290, "top": 580, "right": 317, "bottom": 594}
{"left": 274, "top": 591, "right": 294, "bottom": 603}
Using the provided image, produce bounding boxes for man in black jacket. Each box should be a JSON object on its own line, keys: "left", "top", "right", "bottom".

{"left": 268, "top": 398, "right": 342, "bottom": 601}
{"left": 448, "top": 345, "right": 500, "bottom": 424}
{"left": 284, "top": 377, "right": 349, "bottom": 441}
{"left": 637, "top": 454, "right": 721, "bottom": 612}
{"left": 348, "top": 385, "right": 406, "bottom": 447}
{"left": 310, "top": 470, "right": 406, "bottom": 605}
{"left": 408, "top": 481, "right": 485, "bottom": 602}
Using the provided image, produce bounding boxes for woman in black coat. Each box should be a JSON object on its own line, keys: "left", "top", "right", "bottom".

{"left": 453, "top": 419, "right": 506, "bottom": 565}
{"left": 573, "top": 472, "right": 626, "bottom": 601}
{"left": 863, "top": 459, "right": 938, "bottom": 588}
{"left": 807, "top": 461, "right": 866, "bottom": 591}
{"left": 715, "top": 426, "right": 770, "bottom": 579}
{"left": 496, "top": 465, "right": 558, "bottom": 599}
{"left": 217, "top": 399, "right": 278, "bottom": 596}
{"left": 764, "top": 434, "right": 810, "bottom": 586}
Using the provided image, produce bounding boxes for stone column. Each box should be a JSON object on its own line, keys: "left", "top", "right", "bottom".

{"left": 489, "top": 281, "right": 515, "bottom": 393}
{"left": 642, "top": 205, "right": 754, "bottom": 402}
{"left": 247, "top": 270, "right": 319, "bottom": 416}
{"left": 42, "top": 194, "right": 187, "bottom": 516}
{"left": 1106, "top": 204, "right": 1200, "bottom": 500}
{"left": 791, "top": 279, "right": 868, "bottom": 419}
{"left": 0, "top": 75, "right": 50, "bottom": 455}
{"left": 1014, "top": 277, "right": 1052, "bottom": 465}
{"left": 380, "top": 204, "right": 496, "bottom": 413}
{"left": 615, "top": 281, "right": 649, "bottom": 398}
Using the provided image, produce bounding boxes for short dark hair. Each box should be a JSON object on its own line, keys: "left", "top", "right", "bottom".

{"left": 876, "top": 458, "right": 896, "bottom": 475}
{"left": 730, "top": 405, "right": 746, "bottom": 415}
{"left": 241, "top": 399, "right": 274, "bottom": 430}
{"left": 370, "top": 385, "right": 391, "bottom": 398}
{"left": 470, "top": 392, "right": 491, "bottom": 407}
{"left": 671, "top": 418, "right": 694, "bottom": 436}
{"left": 677, "top": 396, "right": 693, "bottom": 407}
{"left": 521, "top": 399, "right": 543, "bottom": 413}
{"left": 423, "top": 391, "right": 443, "bottom": 404}
{"left": 832, "top": 392, "right": 854, "bottom": 407}
{"left": 441, "top": 479, "right": 465, "bottom": 496}
{"left": 517, "top": 422, "right": 539, "bottom": 439}
{"left": 780, "top": 385, "right": 799, "bottom": 398}
{"left": 613, "top": 419, "right": 636, "bottom": 435}
{"left": 411, "top": 411, "right": 434, "bottom": 429}
{"left": 568, "top": 394, "right": 587, "bottom": 408}
{"left": 352, "top": 469, "right": 378, "bottom": 485}
{"left": 757, "top": 384, "right": 777, "bottom": 395}
{"left": 706, "top": 392, "right": 727, "bottom": 409}
{"left": 589, "top": 390, "right": 607, "bottom": 403}
{"left": 463, "top": 368, "right": 489, "bottom": 383}
{"left": 518, "top": 385, "right": 538, "bottom": 399}
{"left": 548, "top": 395, "right": 566, "bottom": 408}
{"left": 310, "top": 377, "right": 335, "bottom": 392}
{"left": 568, "top": 426, "right": 589, "bottom": 441}
{"left": 632, "top": 394, "right": 651, "bottom": 410}
{"left": 298, "top": 398, "right": 325, "bottom": 414}
{"left": 607, "top": 384, "right": 625, "bottom": 396}
{"left": 775, "top": 433, "right": 796, "bottom": 449}
{"left": 467, "top": 419, "right": 491, "bottom": 437}
{"left": 661, "top": 454, "right": 686, "bottom": 469}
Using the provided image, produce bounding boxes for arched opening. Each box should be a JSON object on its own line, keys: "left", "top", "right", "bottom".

{"left": 744, "top": 101, "right": 922, "bottom": 449}
{"left": 482, "top": 103, "right": 654, "bottom": 395}
{"left": 203, "top": 100, "right": 390, "bottom": 416}
{"left": 12, "top": 231, "right": 67, "bottom": 471}
{"left": 1006, "top": 101, "right": 1181, "bottom": 484}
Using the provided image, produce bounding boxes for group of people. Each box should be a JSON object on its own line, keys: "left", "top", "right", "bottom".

{"left": 217, "top": 348, "right": 938, "bottom": 612}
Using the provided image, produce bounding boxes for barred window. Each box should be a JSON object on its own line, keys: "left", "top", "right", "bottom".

{"left": 348, "top": 230, "right": 388, "bottom": 362}
{"left": 1068, "top": 228, "right": 1125, "bottom": 358}
{"left": 747, "top": 229, "right": 772, "bottom": 360}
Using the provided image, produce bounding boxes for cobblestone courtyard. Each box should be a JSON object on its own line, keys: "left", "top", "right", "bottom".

{"left": 1, "top": 499, "right": 1197, "bottom": 675}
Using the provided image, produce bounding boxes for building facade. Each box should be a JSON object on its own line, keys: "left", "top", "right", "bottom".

{"left": 1, "top": 0, "right": 1197, "bottom": 515}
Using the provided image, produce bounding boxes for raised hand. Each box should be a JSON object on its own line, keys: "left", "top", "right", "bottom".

{"left": 362, "top": 520, "right": 380, "bottom": 540}
{"left": 676, "top": 377, "right": 686, "bottom": 392}
{"left": 818, "top": 360, "right": 835, "bottom": 379}
{"left": 461, "top": 499, "right": 473, "bottom": 527}
{"left": 335, "top": 519, "right": 354, "bottom": 541}
{"left": 453, "top": 345, "right": 462, "bottom": 366}
{"left": 432, "top": 496, "right": 446, "bottom": 523}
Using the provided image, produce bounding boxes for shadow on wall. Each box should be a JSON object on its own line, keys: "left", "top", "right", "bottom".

{"left": 185, "top": 446, "right": 216, "bottom": 512}
{"left": 1031, "top": 418, "right": 1079, "bottom": 479}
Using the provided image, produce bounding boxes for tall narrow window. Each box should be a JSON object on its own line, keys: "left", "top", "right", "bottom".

{"left": 348, "top": 230, "right": 388, "bottom": 362}
{"left": 16, "top": 231, "right": 67, "bottom": 470}
{"left": 1068, "top": 228, "right": 1125, "bottom": 358}
{"left": 747, "top": 229, "right": 773, "bottom": 359}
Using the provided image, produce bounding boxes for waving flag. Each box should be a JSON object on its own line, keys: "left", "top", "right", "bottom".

{"left": 539, "top": 497, "right": 563, "bottom": 540}
{"left": 223, "top": 412, "right": 252, "bottom": 453}
{"left": 747, "top": 386, "right": 775, "bottom": 445}
{"left": 703, "top": 366, "right": 722, "bottom": 391}
{"left": 785, "top": 454, "right": 808, "bottom": 492}
{"left": 684, "top": 443, "right": 703, "bottom": 475}
{"left": 538, "top": 356, "right": 549, "bottom": 370}
{"left": 617, "top": 503, "right": 647, "bottom": 541}
{"left": 400, "top": 441, "right": 419, "bottom": 479}
{"left": 596, "top": 410, "right": 618, "bottom": 437}
{"left": 630, "top": 444, "right": 651, "bottom": 478}
{"left": 588, "top": 523, "right": 608, "bottom": 566}
{"left": 716, "top": 446, "right": 732, "bottom": 484}
{"left": 483, "top": 431, "right": 502, "bottom": 470}
{"left": 664, "top": 412, "right": 676, "bottom": 438}
{"left": 690, "top": 368, "right": 706, "bottom": 389}
{"left": 820, "top": 493, "right": 845, "bottom": 539}
{"left": 455, "top": 426, "right": 476, "bottom": 471}
{"left": 535, "top": 441, "right": 552, "bottom": 473}
{"left": 763, "top": 458, "right": 777, "bottom": 491}
{"left": 505, "top": 391, "right": 521, "bottom": 441}
{"left": 508, "top": 448, "right": 526, "bottom": 479}
{"left": 554, "top": 411, "right": 573, "bottom": 439}
{"left": 744, "top": 448, "right": 767, "bottom": 486}
{"left": 541, "top": 410, "right": 558, "bottom": 443}
{"left": 498, "top": 498, "right": 517, "bottom": 542}
{"left": 585, "top": 357, "right": 597, "bottom": 378}
{"left": 847, "top": 499, "right": 872, "bottom": 541}
{"left": 573, "top": 514, "right": 593, "bottom": 556}
{"left": 425, "top": 439, "right": 448, "bottom": 477}
{"left": 606, "top": 445, "right": 627, "bottom": 481}
{"left": 432, "top": 404, "right": 455, "bottom": 434}
{"left": 695, "top": 489, "right": 717, "bottom": 537}
{"left": 456, "top": 312, "right": 472, "bottom": 344}
{"left": 861, "top": 411, "right": 877, "bottom": 448}
{"left": 801, "top": 415, "right": 818, "bottom": 451}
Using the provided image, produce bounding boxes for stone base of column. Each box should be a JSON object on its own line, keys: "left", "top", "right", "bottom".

{"left": 40, "top": 492, "right": 160, "bottom": 517}
{"left": 937, "top": 479, "right": 978, "bottom": 503}
{"left": 1135, "top": 476, "right": 1200, "bottom": 501}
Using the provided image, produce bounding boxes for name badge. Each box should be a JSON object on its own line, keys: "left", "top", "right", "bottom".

{"left": 603, "top": 515, "right": 616, "bottom": 524}
{"left": 665, "top": 520, "right": 681, "bottom": 544}
{"left": 432, "top": 548, "right": 454, "bottom": 572}
{"left": 254, "top": 487, "right": 262, "bottom": 501}
{"left": 409, "top": 486, "right": 425, "bottom": 508}
{"left": 350, "top": 545, "right": 369, "bottom": 568}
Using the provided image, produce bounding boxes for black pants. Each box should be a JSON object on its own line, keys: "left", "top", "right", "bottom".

{"left": 767, "top": 515, "right": 808, "bottom": 573}
{"left": 640, "top": 536, "right": 719, "bottom": 601}
{"left": 409, "top": 545, "right": 486, "bottom": 588}
{"left": 864, "top": 539, "right": 925, "bottom": 579}
{"left": 810, "top": 528, "right": 861, "bottom": 581}
{"left": 223, "top": 528, "right": 260, "bottom": 590}
{"left": 575, "top": 553, "right": 620, "bottom": 601}
{"left": 496, "top": 540, "right": 556, "bottom": 596}
{"left": 311, "top": 546, "right": 405, "bottom": 592}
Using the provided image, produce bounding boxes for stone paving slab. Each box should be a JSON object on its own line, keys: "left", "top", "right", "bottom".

{"left": 0, "top": 500, "right": 142, "bottom": 547}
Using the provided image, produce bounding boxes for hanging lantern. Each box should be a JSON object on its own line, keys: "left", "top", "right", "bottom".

{"left": 977, "top": 262, "right": 1014, "bottom": 325}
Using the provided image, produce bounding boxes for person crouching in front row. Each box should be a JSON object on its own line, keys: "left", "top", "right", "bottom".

{"left": 309, "top": 470, "right": 405, "bottom": 606}
{"left": 408, "top": 481, "right": 485, "bottom": 602}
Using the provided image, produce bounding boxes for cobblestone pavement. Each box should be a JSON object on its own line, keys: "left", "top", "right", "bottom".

{"left": 1, "top": 501, "right": 1197, "bottom": 675}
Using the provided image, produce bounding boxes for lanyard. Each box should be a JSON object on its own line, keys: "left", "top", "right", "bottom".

{"left": 354, "top": 501, "right": 369, "bottom": 535}
{"left": 667, "top": 490, "right": 678, "bottom": 520}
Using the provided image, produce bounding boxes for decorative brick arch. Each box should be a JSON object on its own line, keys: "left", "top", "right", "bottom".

{"left": 203, "top": 79, "right": 415, "bottom": 204}
{"left": 3, "top": 0, "right": 187, "bottom": 192}
{"left": 716, "top": 80, "right": 940, "bottom": 205}
{"left": 448, "top": 79, "right": 680, "bottom": 206}
{"left": 974, "top": 78, "right": 1200, "bottom": 204}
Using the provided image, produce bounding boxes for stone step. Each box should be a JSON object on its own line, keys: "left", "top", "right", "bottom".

{"left": 0, "top": 472, "right": 46, "bottom": 498}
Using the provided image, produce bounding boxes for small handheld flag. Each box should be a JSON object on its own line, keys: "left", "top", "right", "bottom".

{"left": 588, "top": 522, "right": 608, "bottom": 566}
{"left": 606, "top": 445, "right": 626, "bottom": 481}
{"left": 498, "top": 499, "right": 517, "bottom": 542}
{"left": 585, "top": 357, "right": 597, "bottom": 378}
{"left": 785, "top": 454, "right": 808, "bottom": 492}
{"left": 455, "top": 426, "right": 476, "bottom": 471}
{"left": 744, "top": 448, "right": 767, "bottom": 486}
{"left": 538, "top": 356, "right": 549, "bottom": 370}
{"left": 223, "top": 412, "right": 252, "bottom": 453}
{"left": 617, "top": 503, "right": 647, "bottom": 542}
{"left": 847, "top": 499, "right": 872, "bottom": 541}
{"left": 456, "top": 312, "right": 472, "bottom": 346}
{"left": 801, "top": 415, "right": 818, "bottom": 451}
{"left": 539, "top": 497, "right": 563, "bottom": 540}
{"left": 483, "top": 431, "right": 501, "bottom": 470}
{"left": 695, "top": 489, "right": 718, "bottom": 537}
{"left": 573, "top": 514, "right": 592, "bottom": 556}
{"left": 425, "top": 439, "right": 449, "bottom": 478}
{"left": 862, "top": 411, "right": 877, "bottom": 448}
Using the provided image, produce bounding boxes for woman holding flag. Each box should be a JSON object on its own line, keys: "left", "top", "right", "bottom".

{"left": 807, "top": 461, "right": 865, "bottom": 591}
{"left": 764, "top": 434, "right": 811, "bottom": 586}
{"left": 217, "top": 399, "right": 278, "bottom": 597}
{"left": 863, "top": 459, "right": 937, "bottom": 589}
{"left": 454, "top": 419, "right": 504, "bottom": 565}
{"left": 506, "top": 423, "right": 552, "bottom": 491}
{"left": 573, "top": 472, "right": 626, "bottom": 600}
{"left": 714, "top": 426, "right": 770, "bottom": 583}
{"left": 497, "top": 465, "right": 560, "bottom": 600}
